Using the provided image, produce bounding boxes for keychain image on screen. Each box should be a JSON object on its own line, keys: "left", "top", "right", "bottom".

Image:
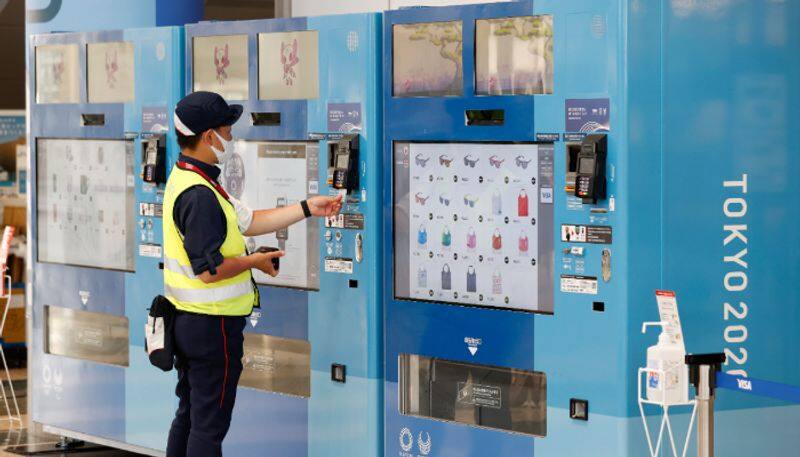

{"left": 492, "top": 189, "right": 502, "bottom": 215}
{"left": 518, "top": 189, "right": 529, "bottom": 217}
{"left": 418, "top": 225, "right": 428, "bottom": 246}
{"left": 519, "top": 231, "right": 529, "bottom": 254}
{"left": 466, "top": 227, "right": 477, "bottom": 249}
{"left": 466, "top": 265, "right": 477, "bottom": 292}
{"left": 418, "top": 267, "right": 427, "bottom": 288}
{"left": 442, "top": 226, "right": 452, "bottom": 247}
{"left": 441, "top": 264, "right": 452, "bottom": 290}
{"left": 492, "top": 229, "right": 502, "bottom": 251}
{"left": 492, "top": 269, "right": 502, "bottom": 295}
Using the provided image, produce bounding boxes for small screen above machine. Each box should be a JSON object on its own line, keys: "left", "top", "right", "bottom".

{"left": 258, "top": 30, "right": 319, "bottom": 100}
{"left": 393, "top": 21, "right": 463, "bottom": 98}
{"left": 192, "top": 34, "right": 250, "bottom": 100}
{"left": 393, "top": 142, "right": 554, "bottom": 313}
{"left": 220, "top": 141, "right": 320, "bottom": 290}
{"left": 36, "top": 138, "right": 136, "bottom": 271}
{"left": 475, "top": 15, "right": 554, "bottom": 96}
{"left": 35, "top": 44, "right": 80, "bottom": 104}
{"left": 87, "top": 41, "right": 135, "bottom": 103}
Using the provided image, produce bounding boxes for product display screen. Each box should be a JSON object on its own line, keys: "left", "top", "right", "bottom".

{"left": 35, "top": 44, "right": 80, "bottom": 104}
{"left": 36, "top": 138, "right": 136, "bottom": 271}
{"left": 393, "top": 21, "right": 463, "bottom": 97}
{"left": 475, "top": 16, "right": 554, "bottom": 96}
{"left": 221, "top": 141, "right": 320, "bottom": 290}
{"left": 393, "top": 142, "right": 554, "bottom": 313}
{"left": 193, "top": 34, "right": 249, "bottom": 100}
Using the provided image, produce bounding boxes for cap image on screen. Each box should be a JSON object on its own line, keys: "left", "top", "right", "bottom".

{"left": 393, "top": 21, "right": 463, "bottom": 97}
{"left": 193, "top": 34, "right": 249, "bottom": 100}
{"left": 222, "top": 141, "right": 320, "bottom": 290}
{"left": 36, "top": 138, "right": 136, "bottom": 271}
{"left": 393, "top": 142, "right": 554, "bottom": 313}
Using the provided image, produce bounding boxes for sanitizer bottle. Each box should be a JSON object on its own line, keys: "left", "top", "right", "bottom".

{"left": 642, "top": 322, "right": 689, "bottom": 405}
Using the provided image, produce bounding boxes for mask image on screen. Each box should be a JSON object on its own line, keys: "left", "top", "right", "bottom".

{"left": 393, "top": 142, "right": 554, "bottom": 313}
{"left": 229, "top": 141, "right": 320, "bottom": 290}
{"left": 475, "top": 16, "right": 554, "bottom": 96}
{"left": 393, "top": 21, "right": 463, "bottom": 97}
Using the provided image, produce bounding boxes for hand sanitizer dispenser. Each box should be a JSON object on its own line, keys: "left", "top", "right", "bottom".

{"left": 642, "top": 321, "right": 689, "bottom": 405}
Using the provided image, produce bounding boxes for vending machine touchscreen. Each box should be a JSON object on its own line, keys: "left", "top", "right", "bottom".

{"left": 393, "top": 142, "right": 553, "bottom": 313}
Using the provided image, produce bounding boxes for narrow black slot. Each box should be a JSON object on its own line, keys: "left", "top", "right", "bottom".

{"left": 81, "top": 114, "right": 105, "bottom": 126}
{"left": 465, "top": 109, "right": 504, "bottom": 126}
{"left": 349, "top": 279, "right": 358, "bottom": 288}
{"left": 251, "top": 112, "right": 281, "bottom": 126}
{"left": 592, "top": 301, "right": 605, "bottom": 312}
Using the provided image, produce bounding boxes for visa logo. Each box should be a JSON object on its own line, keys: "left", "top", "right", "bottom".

{"left": 737, "top": 378, "right": 753, "bottom": 391}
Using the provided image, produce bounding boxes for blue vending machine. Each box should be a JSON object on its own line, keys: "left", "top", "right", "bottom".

{"left": 184, "top": 13, "right": 382, "bottom": 457}
{"left": 28, "top": 27, "right": 184, "bottom": 453}
{"left": 383, "top": 1, "right": 800, "bottom": 456}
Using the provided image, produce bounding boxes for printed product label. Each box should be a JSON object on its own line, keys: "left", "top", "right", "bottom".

{"left": 560, "top": 274, "right": 598, "bottom": 295}
{"left": 139, "top": 244, "right": 162, "bottom": 258}
{"left": 324, "top": 257, "right": 354, "bottom": 274}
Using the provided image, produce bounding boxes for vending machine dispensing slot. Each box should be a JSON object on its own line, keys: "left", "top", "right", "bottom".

{"left": 81, "top": 114, "right": 106, "bottom": 126}
{"left": 251, "top": 112, "right": 282, "bottom": 126}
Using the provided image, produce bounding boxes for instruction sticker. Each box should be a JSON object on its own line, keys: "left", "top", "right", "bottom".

{"left": 560, "top": 274, "right": 598, "bottom": 295}
{"left": 561, "top": 224, "right": 612, "bottom": 244}
{"left": 565, "top": 98, "right": 610, "bottom": 133}
{"left": 457, "top": 382, "right": 502, "bottom": 409}
{"left": 324, "top": 257, "right": 354, "bottom": 274}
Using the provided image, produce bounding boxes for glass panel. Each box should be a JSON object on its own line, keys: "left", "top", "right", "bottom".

{"left": 393, "top": 21, "right": 463, "bottom": 97}
{"left": 45, "top": 306, "right": 129, "bottom": 367}
{"left": 392, "top": 142, "right": 555, "bottom": 313}
{"left": 258, "top": 31, "right": 319, "bottom": 100}
{"left": 87, "top": 41, "right": 135, "bottom": 103}
{"left": 192, "top": 34, "right": 249, "bottom": 100}
{"left": 399, "top": 354, "right": 546, "bottom": 436}
{"left": 221, "top": 141, "right": 320, "bottom": 290}
{"left": 36, "top": 138, "right": 136, "bottom": 271}
{"left": 35, "top": 44, "right": 80, "bottom": 104}
{"left": 240, "top": 333, "right": 310, "bottom": 398}
{"left": 475, "top": 16, "right": 554, "bottom": 95}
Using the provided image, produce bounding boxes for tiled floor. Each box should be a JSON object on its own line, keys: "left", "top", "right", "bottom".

{"left": 0, "top": 369, "right": 145, "bottom": 456}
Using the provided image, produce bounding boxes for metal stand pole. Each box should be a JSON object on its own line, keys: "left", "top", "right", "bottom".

{"left": 685, "top": 353, "right": 726, "bottom": 457}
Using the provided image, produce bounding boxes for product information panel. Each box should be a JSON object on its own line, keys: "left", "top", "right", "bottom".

{"left": 394, "top": 142, "right": 553, "bottom": 313}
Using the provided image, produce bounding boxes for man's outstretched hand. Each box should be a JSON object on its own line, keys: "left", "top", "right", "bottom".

{"left": 307, "top": 194, "right": 343, "bottom": 217}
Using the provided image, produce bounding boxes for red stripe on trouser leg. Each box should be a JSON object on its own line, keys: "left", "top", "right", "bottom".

{"left": 219, "top": 317, "right": 229, "bottom": 408}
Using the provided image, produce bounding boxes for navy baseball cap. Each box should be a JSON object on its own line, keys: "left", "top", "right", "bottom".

{"left": 174, "top": 91, "right": 243, "bottom": 136}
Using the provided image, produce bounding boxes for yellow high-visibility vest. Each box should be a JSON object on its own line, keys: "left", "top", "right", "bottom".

{"left": 162, "top": 163, "right": 256, "bottom": 316}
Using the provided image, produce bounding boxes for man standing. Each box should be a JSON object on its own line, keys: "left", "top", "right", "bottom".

{"left": 164, "top": 91, "right": 341, "bottom": 456}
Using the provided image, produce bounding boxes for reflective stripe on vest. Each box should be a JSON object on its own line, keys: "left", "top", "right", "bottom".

{"left": 162, "top": 165, "right": 256, "bottom": 316}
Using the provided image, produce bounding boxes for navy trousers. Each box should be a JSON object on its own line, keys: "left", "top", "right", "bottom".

{"left": 166, "top": 313, "right": 246, "bottom": 457}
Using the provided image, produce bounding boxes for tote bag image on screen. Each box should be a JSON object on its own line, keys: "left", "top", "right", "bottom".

{"left": 441, "top": 264, "right": 452, "bottom": 290}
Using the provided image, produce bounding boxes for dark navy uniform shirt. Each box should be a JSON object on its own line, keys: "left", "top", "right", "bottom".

{"left": 173, "top": 154, "right": 228, "bottom": 276}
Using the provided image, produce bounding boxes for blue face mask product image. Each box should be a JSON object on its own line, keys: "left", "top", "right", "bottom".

{"left": 418, "top": 225, "right": 428, "bottom": 245}
{"left": 466, "top": 265, "right": 477, "bottom": 292}
{"left": 441, "top": 264, "right": 452, "bottom": 290}
{"left": 418, "top": 267, "right": 427, "bottom": 288}
{"left": 442, "top": 227, "right": 452, "bottom": 247}
{"left": 492, "top": 189, "right": 502, "bottom": 215}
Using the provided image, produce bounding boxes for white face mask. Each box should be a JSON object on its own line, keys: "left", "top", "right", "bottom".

{"left": 211, "top": 130, "right": 235, "bottom": 165}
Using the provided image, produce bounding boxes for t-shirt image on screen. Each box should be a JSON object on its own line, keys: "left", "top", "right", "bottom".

{"left": 222, "top": 141, "right": 320, "bottom": 290}
{"left": 393, "top": 142, "right": 554, "bottom": 313}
